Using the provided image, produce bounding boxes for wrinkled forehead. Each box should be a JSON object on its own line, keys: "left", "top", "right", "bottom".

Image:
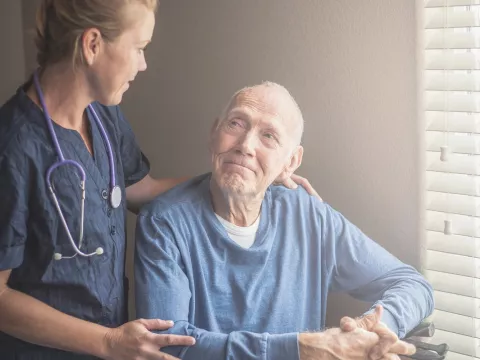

{"left": 227, "top": 86, "right": 300, "bottom": 129}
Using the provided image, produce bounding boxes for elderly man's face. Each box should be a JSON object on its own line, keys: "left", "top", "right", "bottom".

{"left": 210, "top": 86, "right": 303, "bottom": 197}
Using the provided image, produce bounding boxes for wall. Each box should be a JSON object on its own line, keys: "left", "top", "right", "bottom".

{"left": 21, "top": 0, "right": 40, "bottom": 76}
{"left": 18, "top": 0, "right": 421, "bottom": 326}
{"left": 0, "top": 2, "right": 26, "bottom": 104}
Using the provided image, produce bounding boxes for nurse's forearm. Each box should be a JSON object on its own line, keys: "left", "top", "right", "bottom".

{"left": 0, "top": 285, "right": 108, "bottom": 358}
{"left": 126, "top": 174, "right": 189, "bottom": 212}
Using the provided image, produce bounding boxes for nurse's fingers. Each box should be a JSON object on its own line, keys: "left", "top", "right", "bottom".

{"left": 139, "top": 318, "right": 176, "bottom": 331}
{"left": 140, "top": 348, "right": 180, "bottom": 360}
{"left": 150, "top": 333, "right": 196, "bottom": 348}
{"left": 145, "top": 349, "right": 181, "bottom": 360}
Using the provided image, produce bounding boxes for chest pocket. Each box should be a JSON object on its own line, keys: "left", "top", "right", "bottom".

{"left": 49, "top": 165, "right": 83, "bottom": 208}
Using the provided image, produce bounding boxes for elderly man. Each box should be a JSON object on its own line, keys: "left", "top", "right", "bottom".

{"left": 134, "top": 82, "right": 434, "bottom": 360}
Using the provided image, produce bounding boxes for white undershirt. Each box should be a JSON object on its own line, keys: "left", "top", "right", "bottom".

{"left": 215, "top": 213, "right": 260, "bottom": 249}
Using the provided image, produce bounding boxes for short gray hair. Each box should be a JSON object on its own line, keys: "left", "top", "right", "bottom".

{"left": 217, "top": 81, "right": 304, "bottom": 145}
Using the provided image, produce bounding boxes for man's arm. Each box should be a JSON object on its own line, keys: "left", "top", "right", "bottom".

{"left": 134, "top": 214, "right": 299, "bottom": 360}
{"left": 323, "top": 204, "right": 434, "bottom": 338}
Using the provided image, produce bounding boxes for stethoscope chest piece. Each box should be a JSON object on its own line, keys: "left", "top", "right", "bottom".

{"left": 111, "top": 185, "right": 122, "bottom": 209}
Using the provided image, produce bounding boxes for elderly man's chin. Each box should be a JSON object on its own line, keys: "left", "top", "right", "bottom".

{"left": 217, "top": 172, "right": 256, "bottom": 196}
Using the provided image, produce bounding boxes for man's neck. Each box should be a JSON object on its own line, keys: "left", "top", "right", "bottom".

{"left": 209, "top": 178, "right": 264, "bottom": 227}
{"left": 26, "top": 63, "right": 92, "bottom": 132}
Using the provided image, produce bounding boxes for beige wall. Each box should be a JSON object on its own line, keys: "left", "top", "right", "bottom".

{"left": 0, "top": 2, "right": 25, "bottom": 104}
{"left": 16, "top": 1, "right": 421, "bottom": 327}
{"left": 22, "top": 0, "right": 40, "bottom": 76}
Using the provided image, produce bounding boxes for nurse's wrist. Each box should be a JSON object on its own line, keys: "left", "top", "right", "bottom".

{"left": 88, "top": 324, "right": 110, "bottom": 359}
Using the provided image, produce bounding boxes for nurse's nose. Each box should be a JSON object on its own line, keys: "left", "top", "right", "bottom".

{"left": 138, "top": 51, "right": 147, "bottom": 72}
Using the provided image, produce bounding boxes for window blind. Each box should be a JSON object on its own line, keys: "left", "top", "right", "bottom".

{"left": 425, "top": 1, "right": 480, "bottom": 359}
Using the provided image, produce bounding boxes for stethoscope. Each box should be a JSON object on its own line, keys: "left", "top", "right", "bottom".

{"left": 33, "top": 70, "right": 122, "bottom": 260}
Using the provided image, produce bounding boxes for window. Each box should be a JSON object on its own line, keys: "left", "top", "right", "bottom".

{"left": 424, "top": 0, "right": 480, "bottom": 358}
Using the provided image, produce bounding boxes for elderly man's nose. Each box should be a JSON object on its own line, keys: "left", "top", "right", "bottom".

{"left": 237, "top": 133, "right": 256, "bottom": 155}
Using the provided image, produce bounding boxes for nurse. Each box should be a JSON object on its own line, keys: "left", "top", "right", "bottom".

{"left": 0, "top": 1, "right": 318, "bottom": 359}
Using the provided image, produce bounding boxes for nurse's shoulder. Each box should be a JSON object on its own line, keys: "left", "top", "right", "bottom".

{"left": 0, "top": 85, "right": 53, "bottom": 159}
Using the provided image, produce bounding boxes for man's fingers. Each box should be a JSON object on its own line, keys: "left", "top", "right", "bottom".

{"left": 370, "top": 339, "right": 416, "bottom": 360}
{"left": 340, "top": 316, "right": 357, "bottom": 332}
{"left": 151, "top": 333, "right": 196, "bottom": 348}
{"left": 389, "top": 340, "right": 416, "bottom": 356}
{"left": 359, "top": 305, "right": 384, "bottom": 330}
{"left": 139, "top": 318, "right": 175, "bottom": 331}
{"left": 379, "top": 354, "right": 401, "bottom": 360}
{"left": 369, "top": 332, "right": 398, "bottom": 360}
{"left": 368, "top": 318, "right": 404, "bottom": 360}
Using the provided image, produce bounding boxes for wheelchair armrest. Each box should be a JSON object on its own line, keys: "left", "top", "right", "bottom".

{"left": 404, "top": 321, "right": 435, "bottom": 339}
{"left": 403, "top": 322, "right": 449, "bottom": 360}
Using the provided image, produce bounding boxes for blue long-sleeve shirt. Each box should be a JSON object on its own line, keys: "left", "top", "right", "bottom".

{"left": 134, "top": 173, "right": 434, "bottom": 360}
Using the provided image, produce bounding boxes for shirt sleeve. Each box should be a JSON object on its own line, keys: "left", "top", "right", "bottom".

{"left": 115, "top": 106, "right": 150, "bottom": 187}
{"left": 134, "top": 214, "right": 299, "bottom": 360}
{"left": 323, "top": 204, "right": 434, "bottom": 338}
{"left": 0, "top": 147, "right": 31, "bottom": 270}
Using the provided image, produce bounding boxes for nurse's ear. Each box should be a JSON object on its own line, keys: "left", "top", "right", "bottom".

{"left": 82, "top": 28, "right": 103, "bottom": 66}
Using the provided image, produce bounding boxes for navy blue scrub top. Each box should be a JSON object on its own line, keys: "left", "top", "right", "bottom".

{"left": 0, "top": 81, "right": 150, "bottom": 359}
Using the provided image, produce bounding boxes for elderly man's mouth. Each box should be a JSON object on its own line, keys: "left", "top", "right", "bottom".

{"left": 224, "top": 162, "right": 255, "bottom": 173}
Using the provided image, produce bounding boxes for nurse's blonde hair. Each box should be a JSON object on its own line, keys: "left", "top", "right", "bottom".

{"left": 35, "top": 0, "right": 158, "bottom": 68}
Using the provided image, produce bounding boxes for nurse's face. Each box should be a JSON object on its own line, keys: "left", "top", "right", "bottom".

{"left": 86, "top": 3, "right": 155, "bottom": 105}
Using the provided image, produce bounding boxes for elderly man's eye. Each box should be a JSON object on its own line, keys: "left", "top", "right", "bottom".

{"left": 229, "top": 120, "right": 241, "bottom": 127}
{"left": 264, "top": 133, "right": 275, "bottom": 139}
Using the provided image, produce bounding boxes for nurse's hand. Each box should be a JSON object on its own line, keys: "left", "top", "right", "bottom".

{"left": 103, "top": 318, "right": 195, "bottom": 360}
{"left": 276, "top": 174, "right": 322, "bottom": 201}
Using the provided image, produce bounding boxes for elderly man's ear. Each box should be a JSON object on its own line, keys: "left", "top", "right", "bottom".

{"left": 275, "top": 146, "right": 304, "bottom": 184}
{"left": 208, "top": 118, "right": 220, "bottom": 150}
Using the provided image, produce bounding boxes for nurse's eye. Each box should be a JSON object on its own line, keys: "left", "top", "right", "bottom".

{"left": 138, "top": 45, "right": 149, "bottom": 54}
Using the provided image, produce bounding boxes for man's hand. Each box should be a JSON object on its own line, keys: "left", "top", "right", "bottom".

{"left": 103, "top": 318, "right": 196, "bottom": 360}
{"left": 299, "top": 326, "right": 414, "bottom": 360}
{"left": 277, "top": 174, "right": 322, "bottom": 201}
{"left": 339, "top": 305, "right": 415, "bottom": 360}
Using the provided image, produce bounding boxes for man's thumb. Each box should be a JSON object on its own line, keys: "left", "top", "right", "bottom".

{"left": 340, "top": 316, "right": 358, "bottom": 332}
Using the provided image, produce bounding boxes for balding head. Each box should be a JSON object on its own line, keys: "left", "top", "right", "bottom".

{"left": 218, "top": 81, "right": 304, "bottom": 147}
{"left": 210, "top": 81, "right": 304, "bottom": 197}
